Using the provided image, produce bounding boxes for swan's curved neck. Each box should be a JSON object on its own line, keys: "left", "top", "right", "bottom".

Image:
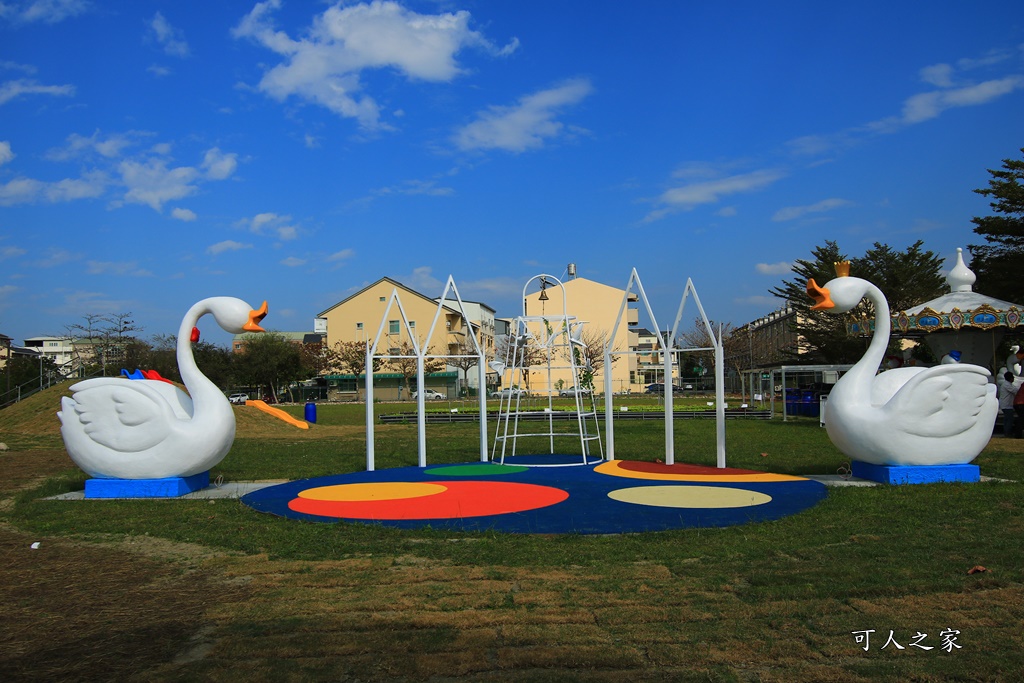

{"left": 177, "top": 300, "right": 222, "bottom": 414}
{"left": 849, "top": 282, "right": 890, "bottom": 386}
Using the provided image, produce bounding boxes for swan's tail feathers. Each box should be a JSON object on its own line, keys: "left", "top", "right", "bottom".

{"left": 888, "top": 364, "right": 994, "bottom": 438}
{"left": 58, "top": 396, "right": 76, "bottom": 426}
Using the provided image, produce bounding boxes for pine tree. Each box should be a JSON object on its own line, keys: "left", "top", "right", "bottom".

{"left": 770, "top": 240, "right": 946, "bottom": 363}
{"left": 968, "top": 147, "right": 1024, "bottom": 304}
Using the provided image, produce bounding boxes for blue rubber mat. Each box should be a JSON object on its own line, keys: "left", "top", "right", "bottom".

{"left": 241, "top": 459, "right": 828, "bottom": 534}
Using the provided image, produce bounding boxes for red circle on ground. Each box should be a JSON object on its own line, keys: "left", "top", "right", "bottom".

{"left": 617, "top": 461, "right": 764, "bottom": 475}
{"left": 288, "top": 480, "right": 569, "bottom": 520}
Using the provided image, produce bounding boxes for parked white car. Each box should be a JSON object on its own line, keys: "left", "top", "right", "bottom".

{"left": 228, "top": 393, "right": 248, "bottom": 405}
{"left": 490, "top": 387, "right": 527, "bottom": 399}
{"left": 558, "top": 386, "right": 592, "bottom": 397}
{"left": 411, "top": 389, "right": 446, "bottom": 400}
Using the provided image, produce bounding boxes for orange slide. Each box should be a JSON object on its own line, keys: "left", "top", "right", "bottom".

{"left": 246, "top": 400, "right": 310, "bottom": 430}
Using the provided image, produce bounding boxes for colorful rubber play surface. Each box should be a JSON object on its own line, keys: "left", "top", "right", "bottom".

{"left": 241, "top": 457, "right": 828, "bottom": 534}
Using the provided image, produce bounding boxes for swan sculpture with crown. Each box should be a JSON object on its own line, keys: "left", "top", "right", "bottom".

{"left": 806, "top": 263, "right": 996, "bottom": 467}
{"left": 58, "top": 297, "right": 268, "bottom": 480}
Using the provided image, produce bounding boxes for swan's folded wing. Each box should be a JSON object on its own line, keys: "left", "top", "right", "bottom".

{"left": 68, "top": 379, "right": 174, "bottom": 452}
{"left": 885, "top": 365, "right": 991, "bottom": 438}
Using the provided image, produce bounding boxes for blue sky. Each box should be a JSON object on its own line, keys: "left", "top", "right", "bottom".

{"left": 1, "top": 0, "right": 1022, "bottom": 347}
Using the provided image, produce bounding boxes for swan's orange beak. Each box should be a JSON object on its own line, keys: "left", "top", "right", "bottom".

{"left": 806, "top": 279, "right": 834, "bottom": 310}
{"left": 244, "top": 301, "right": 268, "bottom": 332}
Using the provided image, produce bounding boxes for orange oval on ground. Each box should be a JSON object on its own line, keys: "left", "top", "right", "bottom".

{"left": 288, "top": 480, "right": 569, "bottom": 520}
{"left": 297, "top": 482, "right": 447, "bottom": 502}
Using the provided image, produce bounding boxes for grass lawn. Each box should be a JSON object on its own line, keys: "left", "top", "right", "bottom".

{"left": 2, "top": 384, "right": 1024, "bottom": 681}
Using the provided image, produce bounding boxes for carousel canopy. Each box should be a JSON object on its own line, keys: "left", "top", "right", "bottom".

{"left": 893, "top": 248, "right": 1022, "bottom": 336}
{"left": 891, "top": 248, "right": 1021, "bottom": 370}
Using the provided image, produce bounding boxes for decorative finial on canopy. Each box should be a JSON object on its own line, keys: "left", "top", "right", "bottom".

{"left": 947, "top": 247, "right": 976, "bottom": 293}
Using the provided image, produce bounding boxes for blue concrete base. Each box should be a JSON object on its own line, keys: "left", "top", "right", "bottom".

{"left": 851, "top": 461, "right": 980, "bottom": 485}
{"left": 85, "top": 471, "right": 210, "bottom": 499}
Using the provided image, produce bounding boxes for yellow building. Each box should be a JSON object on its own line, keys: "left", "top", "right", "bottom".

{"left": 317, "top": 277, "right": 491, "bottom": 399}
{"left": 518, "top": 276, "right": 640, "bottom": 394}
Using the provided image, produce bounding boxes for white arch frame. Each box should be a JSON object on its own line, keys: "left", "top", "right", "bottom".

{"left": 604, "top": 269, "right": 726, "bottom": 467}
{"left": 364, "top": 276, "right": 488, "bottom": 471}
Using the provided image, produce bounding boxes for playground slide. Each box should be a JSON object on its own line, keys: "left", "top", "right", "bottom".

{"left": 246, "top": 400, "right": 310, "bottom": 430}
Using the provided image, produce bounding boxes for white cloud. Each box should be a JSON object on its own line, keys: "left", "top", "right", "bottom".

{"left": 149, "top": 12, "right": 189, "bottom": 58}
{"left": 238, "top": 211, "right": 299, "bottom": 240}
{"left": 1, "top": 245, "right": 27, "bottom": 259}
{"left": 281, "top": 256, "right": 306, "bottom": 267}
{"left": 716, "top": 206, "right": 737, "bottom": 217}
{"left": 0, "top": 177, "right": 43, "bottom": 204}
{"left": 919, "top": 63, "right": 954, "bottom": 88}
{"left": 147, "top": 64, "right": 172, "bottom": 78}
{"left": 755, "top": 262, "right": 792, "bottom": 276}
{"left": 0, "top": 171, "right": 106, "bottom": 205}
{"left": 647, "top": 168, "right": 786, "bottom": 220}
{"left": 0, "top": 78, "right": 74, "bottom": 105}
{"left": 458, "top": 276, "right": 522, "bottom": 300}
{"left": 454, "top": 79, "right": 593, "bottom": 153}
{"left": 46, "top": 130, "right": 148, "bottom": 160}
{"left": 0, "top": 0, "right": 89, "bottom": 24}
{"left": 371, "top": 178, "right": 455, "bottom": 198}
{"left": 119, "top": 147, "right": 237, "bottom": 212}
{"left": 396, "top": 266, "right": 443, "bottom": 293}
{"left": 787, "top": 50, "right": 1024, "bottom": 158}
{"left": 44, "top": 171, "right": 107, "bottom": 201}
{"left": 33, "top": 248, "right": 79, "bottom": 268}
{"left": 86, "top": 260, "right": 153, "bottom": 277}
{"left": 119, "top": 158, "right": 200, "bottom": 211}
{"left": 207, "top": 240, "right": 252, "bottom": 255}
{"left": 0, "top": 283, "right": 17, "bottom": 309}
{"left": 327, "top": 248, "right": 354, "bottom": 262}
{"left": 201, "top": 147, "right": 238, "bottom": 180}
{"left": 232, "top": 0, "right": 516, "bottom": 129}
{"left": 0, "top": 140, "right": 13, "bottom": 165}
{"left": 900, "top": 76, "right": 1024, "bottom": 124}
{"left": 772, "top": 197, "right": 852, "bottom": 222}
{"left": 171, "top": 207, "right": 197, "bottom": 221}
{"left": 0, "top": 60, "right": 36, "bottom": 74}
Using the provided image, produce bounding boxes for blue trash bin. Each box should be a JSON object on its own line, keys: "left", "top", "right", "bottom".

{"left": 304, "top": 402, "right": 317, "bottom": 424}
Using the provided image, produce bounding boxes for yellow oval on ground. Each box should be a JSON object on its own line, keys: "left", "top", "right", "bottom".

{"left": 607, "top": 485, "right": 772, "bottom": 509}
{"left": 297, "top": 482, "right": 448, "bottom": 502}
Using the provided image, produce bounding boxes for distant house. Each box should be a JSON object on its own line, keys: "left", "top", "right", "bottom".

{"left": 519, "top": 275, "right": 640, "bottom": 393}
{"left": 1, "top": 333, "right": 41, "bottom": 373}
{"left": 315, "top": 277, "right": 492, "bottom": 399}
{"left": 734, "top": 305, "right": 805, "bottom": 367}
{"left": 22, "top": 336, "right": 77, "bottom": 371}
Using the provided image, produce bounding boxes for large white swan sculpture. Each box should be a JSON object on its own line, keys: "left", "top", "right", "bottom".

{"left": 806, "top": 264, "right": 996, "bottom": 467}
{"left": 58, "top": 297, "right": 268, "bottom": 480}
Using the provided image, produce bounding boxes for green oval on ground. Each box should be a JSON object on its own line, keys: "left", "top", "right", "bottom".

{"left": 424, "top": 464, "right": 529, "bottom": 476}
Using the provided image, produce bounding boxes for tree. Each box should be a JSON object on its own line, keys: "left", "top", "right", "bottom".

{"left": 447, "top": 338, "right": 483, "bottom": 397}
{"left": 232, "top": 333, "right": 302, "bottom": 402}
{"left": 770, "top": 240, "right": 946, "bottom": 363}
{"left": 5, "top": 354, "right": 60, "bottom": 391}
{"left": 64, "top": 312, "right": 142, "bottom": 376}
{"left": 333, "top": 340, "right": 383, "bottom": 396}
{"left": 299, "top": 339, "right": 337, "bottom": 378}
{"left": 386, "top": 342, "right": 445, "bottom": 397}
{"left": 495, "top": 332, "right": 545, "bottom": 391}
{"left": 569, "top": 327, "right": 619, "bottom": 390}
{"left": 968, "top": 147, "right": 1024, "bottom": 303}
